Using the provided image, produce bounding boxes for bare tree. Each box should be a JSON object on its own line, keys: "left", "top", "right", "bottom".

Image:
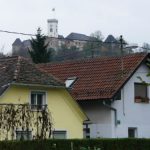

{"left": 90, "top": 30, "right": 104, "bottom": 41}
{"left": 0, "top": 104, "right": 53, "bottom": 140}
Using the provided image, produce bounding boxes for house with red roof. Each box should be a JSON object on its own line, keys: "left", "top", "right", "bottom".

{"left": 38, "top": 53, "right": 150, "bottom": 138}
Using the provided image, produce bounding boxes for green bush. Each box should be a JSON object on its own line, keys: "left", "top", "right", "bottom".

{"left": 0, "top": 139, "right": 150, "bottom": 150}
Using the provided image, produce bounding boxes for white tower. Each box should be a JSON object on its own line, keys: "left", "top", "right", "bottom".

{"left": 47, "top": 19, "right": 58, "bottom": 38}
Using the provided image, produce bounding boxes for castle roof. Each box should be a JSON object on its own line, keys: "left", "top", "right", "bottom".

{"left": 104, "top": 35, "right": 118, "bottom": 43}
{"left": 66, "top": 32, "right": 91, "bottom": 41}
{"left": 12, "top": 38, "right": 22, "bottom": 46}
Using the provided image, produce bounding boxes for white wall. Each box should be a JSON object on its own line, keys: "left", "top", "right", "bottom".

{"left": 47, "top": 20, "right": 58, "bottom": 38}
{"left": 80, "top": 63, "right": 150, "bottom": 138}
{"left": 80, "top": 102, "right": 113, "bottom": 138}
{"left": 112, "top": 63, "right": 150, "bottom": 138}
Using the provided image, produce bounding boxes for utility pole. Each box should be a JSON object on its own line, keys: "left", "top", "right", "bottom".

{"left": 120, "top": 35, "right": 124, "bottom": 77}
{"left": 120, "top": 35, "right": 125, "bottom": 116}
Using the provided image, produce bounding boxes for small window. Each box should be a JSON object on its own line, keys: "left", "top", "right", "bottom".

{"left": 134, "top": 83, "right": 149, "bottom": 103}
{"left": 114, "top": 90, "right": 121, "bottom": 100}
{"left": 30, "top": 92, "right": 46, "bottom": 110}
{"left": 53, "top": 131, "right": 67, "bottom": 139}
{"left": 16, "top": 130, "right": 32, "bottom": 140}
{"left": 50, "top": 28, "right": 53, "bottom": 32}
{"left": 128, "top": 128, "right": 137, "bottom": 138}
{"left": 83, "top": 128, "right": 90, "bottom": 139}
{"left": 65, "top": 77, "right": 77, "bottom": 88}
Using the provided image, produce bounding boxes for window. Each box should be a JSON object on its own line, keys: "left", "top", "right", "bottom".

{"left": 65, "top": 77, "right": 77, "bottom": 88}
{"left": 16, "top": 130, "right": 32, "bottom": 140}
{"left": 114, "top": 90, "right": 121, "bottom": 100}
{"left": 53, "top": 131, "right": 67, "bottom": 139}
{"left": 83, "top": 128, "right": 90, "bottom": 139}
{"left": 30, "top": 92, "right": 46, "bottom": 110}
{"left": 134, "top": 83, "right": 149, "bottom": 103}
{"left": 128, "top": 128, "right": 137, "bottom": 138}
{"left": 50, "top": 28, "right": 53, "bottom": 32}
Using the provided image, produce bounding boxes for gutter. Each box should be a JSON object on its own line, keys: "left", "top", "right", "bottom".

{"left": 11, "top": 82, "right": 65, "bottom": 89}
{"left": 102, "top": 100, "right": 118, "bottom": 126}
{"left": 0, "top": 82, "right": 65, "bottom": 97}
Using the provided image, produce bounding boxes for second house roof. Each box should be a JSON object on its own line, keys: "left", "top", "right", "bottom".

{"left": 38, "top": 53, "right": 149, "bottom": 101}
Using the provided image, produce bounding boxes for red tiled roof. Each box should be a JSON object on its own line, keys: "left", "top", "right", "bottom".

{"left": 38, "top": 53, "right": 148, "bottom": 101}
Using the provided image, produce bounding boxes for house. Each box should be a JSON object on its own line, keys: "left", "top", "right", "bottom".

{"left": 38, "top": 53, "right": 150, "bottom": 138}
{"left": 0, "top": 56, "right": 87, "bottom": 140}
{"left": 104, "top": 34, "right": 119, "bottom": 43}
{"left": 101, "top": 35, "right": 121, "bottom": 56}
{"left": 12, "top": 38, "right": 30, "bottom": 57}
{"left": 65, "top": 32, "right": 93, "bottom": 50}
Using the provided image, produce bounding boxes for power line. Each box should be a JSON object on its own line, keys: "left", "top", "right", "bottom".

{"left": 0, "top": 29, "right": 128, "bottom": 44}
{"left": 1, "top": 29, "right": 149, "bottom": 52}
{"left": 0, "top": 29, "right": 35, "bottom": 36}
{"left": 1, "top": 29, "right": 149, "bottom": 51}
{"left": 0, "top": 29, "right": 134, "bottom": 53}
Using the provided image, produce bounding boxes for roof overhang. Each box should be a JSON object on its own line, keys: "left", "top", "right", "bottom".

{"left": 112, "top": 53, "right": 149, "bottom": 99}
{"left": 11, "top": 82, "right": 65, "bottom": 89}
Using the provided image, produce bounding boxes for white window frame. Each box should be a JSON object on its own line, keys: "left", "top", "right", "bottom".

{"left": 134, "top": 83, "right": 149, "bottom": 103}
{"left": 53, "top": 130, "right": 67, "bottom": 139}
{"left": 128, "top": 127, "right": 138, "bottom": 138}
{"left": 16, "top": 129, "right": 32, "bottom": 140}
{"left": 65, "top": 77, "right": 77, "bottom": 88}
{"left": 30, "top": 91, "right": 47, "bottom": 110}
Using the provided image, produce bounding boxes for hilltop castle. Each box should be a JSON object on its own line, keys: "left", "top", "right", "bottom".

{"left": 12, "top": 18, "right": 94, "bottom": 55}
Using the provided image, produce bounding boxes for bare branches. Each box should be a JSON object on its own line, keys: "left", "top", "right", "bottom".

{"left": 0, "top": 104, "right": 53, "bottom": 140}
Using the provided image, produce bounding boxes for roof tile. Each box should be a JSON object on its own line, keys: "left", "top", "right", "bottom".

{"left": 0, "top": 56, "right": 64, "bottom": 95}
{"left": 38, "top": 53, "right": 148, "bottom": 101}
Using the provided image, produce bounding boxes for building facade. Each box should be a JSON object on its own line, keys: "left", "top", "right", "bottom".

{"left": 0, "top": 56, "right": 87, "bottom": 140}
{"left": 12, "top": 18, "right": 95, "bottom": 54}
{"left": 38, "top": 53, "right": 150, "bottom": 138}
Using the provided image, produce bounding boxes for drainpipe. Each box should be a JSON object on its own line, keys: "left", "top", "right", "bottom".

{"left": 102, "top": 101, "right": 117, "bottom": 126}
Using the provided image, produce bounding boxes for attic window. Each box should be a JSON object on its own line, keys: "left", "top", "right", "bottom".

{"left": 65, "top": 77, "right": 77, "bottom": 88}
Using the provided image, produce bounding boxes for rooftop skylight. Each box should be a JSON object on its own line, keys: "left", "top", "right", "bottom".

{"left": 65, "top": 77, "right": 77, "bottom": 88}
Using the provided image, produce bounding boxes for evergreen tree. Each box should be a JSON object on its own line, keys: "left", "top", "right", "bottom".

{"left": 29, "top": 28, "right": 50, "bottom": 64}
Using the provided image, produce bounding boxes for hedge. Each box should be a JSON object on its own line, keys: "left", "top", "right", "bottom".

{"left": 0, "top": 139, "right": 150, "bottom": 150}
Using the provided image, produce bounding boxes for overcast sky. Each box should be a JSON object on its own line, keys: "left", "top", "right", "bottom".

{"left": 0, "top": 0, "right": 150, "bottom": 53}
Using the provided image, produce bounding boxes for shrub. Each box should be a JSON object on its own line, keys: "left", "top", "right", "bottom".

{"left": 0, "top": 139, "right": 150, "bottom": 150}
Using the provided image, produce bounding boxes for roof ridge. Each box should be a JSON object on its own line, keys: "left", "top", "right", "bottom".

{"left": 35, "top": 65, "right": 64, "bottom": 85}
{"left": 13, "top": 56, "right": 21, "bottom": 81}
{"left": 38, "top": 53, "right": 146, "bottom": 66}
{"left": 0, "top": 55, "right": 19, "bottom": 61}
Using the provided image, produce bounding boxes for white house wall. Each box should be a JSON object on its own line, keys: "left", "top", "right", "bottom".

{"left": 80, "top": 102, "right": 112, "bottom": 138}
{"left": 112, "top": 63, "right": 150, "bottom": 138}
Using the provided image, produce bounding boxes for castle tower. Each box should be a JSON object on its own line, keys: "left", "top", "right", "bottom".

{"left": 47, "top": 19, "right": 58, "bottom": 38}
